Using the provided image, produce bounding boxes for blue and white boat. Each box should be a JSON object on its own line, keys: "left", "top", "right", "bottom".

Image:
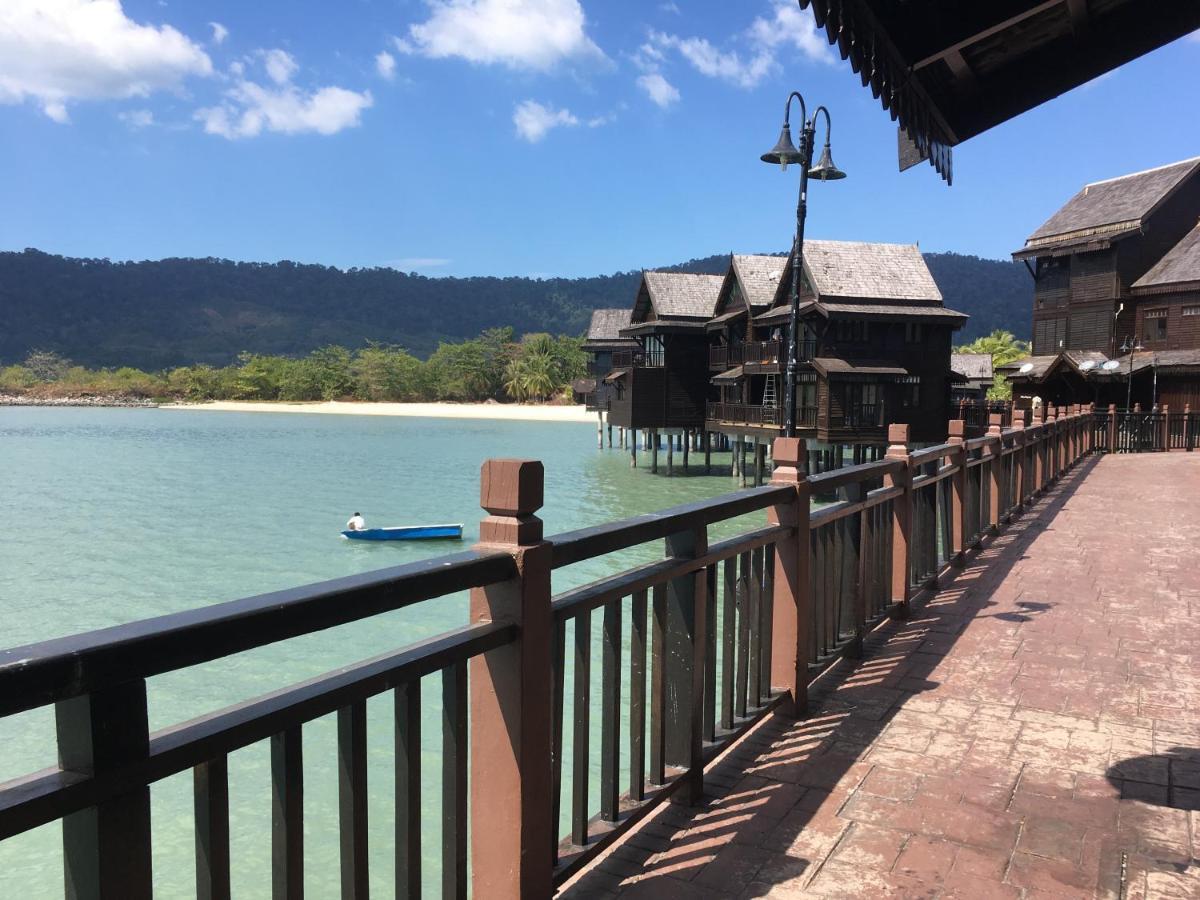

{"left": 341, "top": 523, "right": 464, "bottom": 542}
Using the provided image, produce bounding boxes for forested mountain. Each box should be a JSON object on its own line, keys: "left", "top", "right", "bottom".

{"left": 0, "top": 248, "right": 1030, "bottom": 369}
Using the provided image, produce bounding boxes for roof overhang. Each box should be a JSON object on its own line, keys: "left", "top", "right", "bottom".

{"left": 620, "top": 320, "right": 708, "bottom": 337}
{"left": 712, "top": 366, "right": 745, "bottom": 384}
{"left": 603, "top": 369, "right": 629, "bottom": 384}
{"left": 812, "top": 357, "right": 909, "bottom": 378}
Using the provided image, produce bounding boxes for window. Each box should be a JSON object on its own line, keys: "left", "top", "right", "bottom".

{"left": 642, "top": 334, "right": 665, "bottom": 366}
{"left": 1183, "top": 306, "right": 1200, "bottom": 317}
{"left": 836, "top": 319, "right": 869, "bottom": 342}
{"left": 899, "top": 375, "right": 921, "bottom": 408}
{"left": 1143, "top": 308, "right": 1168, "bottom": 343}
{"left": 905, "top": 322, "right": 924, "bottom": 343}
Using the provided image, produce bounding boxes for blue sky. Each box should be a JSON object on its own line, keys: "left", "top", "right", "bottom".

{"left": 2, "top": 1, "right": 1199, "bottom": 278}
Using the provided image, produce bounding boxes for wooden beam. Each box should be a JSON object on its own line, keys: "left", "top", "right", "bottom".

{"left": 913, "top": 0, "right": 1062, "bottom": 71}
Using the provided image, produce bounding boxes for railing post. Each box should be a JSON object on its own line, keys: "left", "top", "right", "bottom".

{"left": 1107, "top": 403, "right": 1117, "bottom": 455}
{"left": 56, "top": 681, "right": 153, "bottom": 900}
{"left": 1187, "top": 405, "right": 1193, "bottom": 452}
{"left": 1050, "top": 407, "right": 1062, "bottom": 480}
{"left": 664, "top": 519, "right": 708, "bottom": 806}
{"left": 1012, "top": 409, "right": 1027, "bottom": 513}
{"left": 885, "top": 424, "right": 913, "bottom": 617}
{"left": 769, "top": 437, "right": 810, "bottom": 717}
{"left": 1161, "top": 404, "right": 1170, "bottom": 452}
{"left": 947, "top": 420, "right": 967, "bottom": 567}
{"left": 986, "top": 413, "right": 1003, "bottom": 531}
{"left": 470, "top": 459, "right": 554, "bottom": 898}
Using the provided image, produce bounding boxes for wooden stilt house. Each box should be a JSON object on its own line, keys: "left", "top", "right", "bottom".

{"left": 579, "top": 309, "right": 636, "bottom": 411}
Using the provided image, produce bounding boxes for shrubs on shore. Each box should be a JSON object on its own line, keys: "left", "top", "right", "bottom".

{"left": 0, "top": 329, "right": 588, "bottom": 405}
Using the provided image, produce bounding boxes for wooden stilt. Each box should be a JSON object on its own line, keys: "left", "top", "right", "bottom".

{"left": 651, "top": 430, "right": 659, "bottom": 474}
{"left": 682, "top": 430, "right": 690, "bottom": 473}
{"left": 597, "top": 410, "right": 603, "bottom": 449}
{"left": 630, "top": 431, "right": 637, "bottom": 467}
{"left": 667, "top": 433, "right": 674, "bottom": 476}
{"left": 740, "top": 438, "right": 749, "bottom": 488}
{"left": 607, "top": 419, "right": 612, "bottom": 448}
{"left": 754, "top": 439, "right": 763, "bottom": 487}
{"left": 704, "top": 431, "right": 711, "bottom": 474}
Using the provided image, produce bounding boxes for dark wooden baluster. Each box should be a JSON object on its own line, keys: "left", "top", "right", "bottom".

{"left": 195, "top": 755, "right": 231, "bottom": 900}
{"left": 600, "top": 600, "right": 621, "bottom": 822}
{"left": 550, "top": 620, "right": 566, "bottom": 852}
{"left": 629, "top": 590, "right": 647, "bottom": 801}
{"left": 760, "top": 545, "right": 774, "bottom": 695}
{"left": 649, "top": 584, "right": 667, "bottom": 785}
{"left": 808, "top": 529, "right": 819, "bottom": 664}
{"left": 735, "top": 551, "right": 751, "bottom": 718}
{"left": 271, "top": 726, "right": 303, "bottom": 900}
{"left": 703, "top": 565, "right": 717, "bottom": 741}
{"left": 720, "top": 559, "right": 735, "bottom": 731}
{"left": 395, "top": 680, "right": 421, "bottom": 900}
{"left": 572, "top": 610, "right": 591, "bottom": 843}
{"left": 442, "top": 661, "right": 467, "bottom": 900}
{"left": 747, "top": 547, "right": 762, "bottom": 708}
{"left": 338, "top": 702, "right": 368, "bottom": 900}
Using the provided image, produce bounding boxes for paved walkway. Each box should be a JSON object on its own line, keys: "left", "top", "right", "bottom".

{"left": 564, "top": 453, "right": 1200, "bottom": 899}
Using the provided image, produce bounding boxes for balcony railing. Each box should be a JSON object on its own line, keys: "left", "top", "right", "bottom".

{"left": 612, "top": 348, "right": 664, "bottom": 368}
{"left": 707, "top": 403, "right": 817, "bottom": 429}
{"left": 837, "top": 404, "right": 884, "bottom": 428}
{"left": 709, "top": 340, "right": 813, "bottom": 371}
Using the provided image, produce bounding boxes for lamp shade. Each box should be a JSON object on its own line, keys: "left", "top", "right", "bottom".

{"left": 761, "top": 124, "right": 805, "bottom": 169}
{"left": 809, "top": 142, "right": 846, "bottom": 181}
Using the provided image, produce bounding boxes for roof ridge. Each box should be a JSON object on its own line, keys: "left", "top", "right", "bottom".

{"left": 1084, "top": 156, "right": 1200, "bottom": 190}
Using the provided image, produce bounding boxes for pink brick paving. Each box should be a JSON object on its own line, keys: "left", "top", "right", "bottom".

{"left": 560, "top": 452, "right": 1200, "bottom": 899}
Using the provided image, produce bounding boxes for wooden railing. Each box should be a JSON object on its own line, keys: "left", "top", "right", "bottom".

{"left": 709, "top": 340, "right": 812, "bottom": 370}
{"left": 612, "top": 348, "right": 663, "bottom": 368}
{"left": 0, "top": 409, "right": 1097, "bottom": 899}
{"left": 706, "top": 402, "right": 818, "bottom": 428}
{"left": 1090, "top": 404, "right": 1199, "bottom": 452}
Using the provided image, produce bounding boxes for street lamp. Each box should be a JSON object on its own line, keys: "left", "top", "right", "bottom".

{"left": 762, "top": 92, "right": 845, "bottom": 438}
{"left": 1120, "top": 336, "right": 1144, "bottom": 411}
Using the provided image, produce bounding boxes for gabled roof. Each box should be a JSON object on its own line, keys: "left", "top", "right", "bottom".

{"left": 585, "top": 308, "right": 634, "bottom": 342}
{"left": 731, "top": 254, "right": 787, "bottom": 309}
{"left": 1015, "top": 157, "right": 1200, "bottom": 258}
{"left": 999, "top": 351, "right": 1112, "bottom": 382}
{"left": 951, "top": 353, "right": 994, "bottom": 381}
{"left": 1132, "top": 223, "right": 1200, "bottom": 294}
{"left": 773, "top": 240, "right": 943, "bottom": 305}
{"left": 631, "top": 271, "right": 724, "bottom": 323}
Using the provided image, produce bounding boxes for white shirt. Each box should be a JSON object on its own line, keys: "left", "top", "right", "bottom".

{"left": 346, "top": 515, "right": 366, "bottom": 531}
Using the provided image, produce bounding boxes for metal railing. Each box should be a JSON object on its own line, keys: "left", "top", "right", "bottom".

{"left": 0, "top": 409, "right": 1098, "bottom": 899}
{"left": 1090, "top": 405, "right": 1199, "bottom": 453}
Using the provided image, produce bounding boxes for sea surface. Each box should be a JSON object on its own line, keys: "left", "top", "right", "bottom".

{"left": 0, "top": 407, "right": 763, "bottom": 898}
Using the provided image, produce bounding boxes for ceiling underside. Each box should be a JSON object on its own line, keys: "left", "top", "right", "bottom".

{"left": 799, "top": 0, "right": 1200, "bottom": 184}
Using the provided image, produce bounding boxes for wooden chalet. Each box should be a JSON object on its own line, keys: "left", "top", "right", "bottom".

{"left": 706, "top": 241, "right": 967, "bottom": 448}
{"left": 606, "top": 271, "right": 723, "bottom": 436}
{"left": 950, "top": 353, "right": 994, "bottom": 402}
{"left": 1006, "top": 158, "right": 1200, "bottom": 408}
{"left": 798, "top": 1, "right": 1200, "bottom": 184}
{"left": 579, "top": 308, "right": 636, "bottom": 412}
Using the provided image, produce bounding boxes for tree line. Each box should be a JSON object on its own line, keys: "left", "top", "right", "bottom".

{"left": 0, "top": 329, "right": 589, "bottom": 404}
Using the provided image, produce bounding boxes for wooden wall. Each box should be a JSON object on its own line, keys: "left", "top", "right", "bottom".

{"left": 1132, "top": 291, "right": 1200, "bottom": 351}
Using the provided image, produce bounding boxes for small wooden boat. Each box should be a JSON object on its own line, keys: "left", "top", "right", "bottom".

{"left": 341, "top": 523, "right": 464, "bottom": 542}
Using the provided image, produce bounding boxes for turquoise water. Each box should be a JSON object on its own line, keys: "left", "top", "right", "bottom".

{"left": 0, "top": 408, "right": 762, "bottom": 898}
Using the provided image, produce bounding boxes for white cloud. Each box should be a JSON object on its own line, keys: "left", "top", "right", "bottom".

{"left": 0, "top": 0, "right": 213, "bottom": 122}
{"left": 650, "top": 0, "right": 831, "bottom": 90}
{"left": 118, "top": 108, "right": 154, "bottom": 128}
{"left": 659, "top": 2, "right": 680, "bottom": 13}
{"left": 375, "top": 51, "right": 396, "bottom": 80}
{"left": 262, "top": 48, "right": 298, "bottom": 86}
{"left": 400, "top": 0, "right": 606, "bottom": 70}
{"left": 637, "top": 72, "right": 679, "bottom": 108}
{"left": 197, "top": 52, "right": 372, "bottom": 139}
{"left": 513, "top": 99, "right": 577, "bottom": 142}
{"left": 209, "top": 21, "right": 228, "bottom": 45}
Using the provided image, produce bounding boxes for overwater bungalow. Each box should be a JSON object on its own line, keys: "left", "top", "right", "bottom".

{"left": 705, "top": 240, "right": 967, "bottom": 469}
{"left": 577, "top": 308, "right": 636, "bottom": 415}
{"left": 605, "top": 271, "right": 723, "bottom": 462}
{"left": 1005, "top": 157, "right": 1200, "bottom": 408}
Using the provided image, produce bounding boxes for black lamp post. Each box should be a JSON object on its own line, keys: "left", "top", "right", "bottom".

{"left": 762, "top": 92, "right": 845, "bottom": 438}
{"left": 1121, "top": 336, "right": 1144, "bottom": 411}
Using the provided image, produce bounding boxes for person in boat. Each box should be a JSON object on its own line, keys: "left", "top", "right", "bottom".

{"left": 346, "top": 512, "right": 366, "bottom": 531}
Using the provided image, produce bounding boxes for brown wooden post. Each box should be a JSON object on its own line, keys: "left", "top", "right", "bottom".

{"left": 1107, "top": 403, "right": 1117, "bottom": 455}
{"left": 768, "top": 437, "right": 810, "bottom": 716}
{"left": 470, "top": 459, "right": 554, "bottom": 898}
{"left": 1186, "top": 405, "right": 1193, "bottom": 452}
{"left": 986, "top": 413, "right": 1003, "bottom": 531}
{"left": 1161, "top": 404, "right": 1170, "bottom": 452}
{"left": 56, "top": 682, "right": 154, "bottom": 900}
{"left": 663, "top": 523, "right": 708, "bottom": 805}
{"left": 1012, "top": 409, "right": 1027, "bottom": 512}
{"left": 947, "top": 419, "right": 967, "bottom": 567}
{"left": 651, "top": 430, "right": 659, "bottom": 473}
{"left": 885, "top": 424, "right": 913, "bottom": 616}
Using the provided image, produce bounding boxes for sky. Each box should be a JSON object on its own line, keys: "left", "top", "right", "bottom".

{"left": 1, "top": 0, "right": 1199, "bottom": 278}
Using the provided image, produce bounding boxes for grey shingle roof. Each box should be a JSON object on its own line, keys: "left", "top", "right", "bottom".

{"left": 951, "top": 353, "right": 993, "bottom": 381}
{"left": 819, "top": 302, "right": 966, "bottom": 321}
{"left": 791, "top": 240, "right": 943, "bottom": 303}
{"left": 1132, "top": 224, "right": 1200, "bottom": 292}
{"left": 643, "top": 271, "right": 724, "bottom": 319}
{"left": 1127, "top": 349, "right": 1200, "bottom": 373}
{"left": 1018, "top": 157, "right": 1200, "bottom": 256}
{"left": 732, "top": 254, "right": 787, "bottom": 309}
{"left": 585, "top": 308, "right": 634, "bottom": 342}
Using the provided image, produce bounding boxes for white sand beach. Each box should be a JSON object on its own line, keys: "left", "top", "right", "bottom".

{"left": 159, "top": 400, "right": 596, "bottom": 423}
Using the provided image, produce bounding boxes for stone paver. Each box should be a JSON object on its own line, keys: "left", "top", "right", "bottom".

{"left": 562, "top": 453, "right": 1200, "bottom": 898}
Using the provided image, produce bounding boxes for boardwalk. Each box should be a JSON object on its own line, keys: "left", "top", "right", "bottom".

{"left": 563, "top": 453, "right": 1200, "bottom": 899}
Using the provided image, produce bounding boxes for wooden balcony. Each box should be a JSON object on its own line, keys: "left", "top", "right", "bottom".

{"left": 834, "top": 403, "right": 885, "bottom": 428}
{"left": 612, "top": 348, "right": 664, "bottom": 368}
{"left": 706, "top": 402, "right": 817, "bottom": 429}
{"left": 709, "top": 340, "right": 814, "bottom": 371}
